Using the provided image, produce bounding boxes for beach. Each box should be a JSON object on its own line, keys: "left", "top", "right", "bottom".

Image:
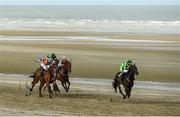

{"left": 1, "top": 29, "right": 180, "bottom": 116}
{"left": 1, "top": 30, "right": 180, "bottom": 82}
{"left": 0, "top": 4, "right": 180, "bottom": 116}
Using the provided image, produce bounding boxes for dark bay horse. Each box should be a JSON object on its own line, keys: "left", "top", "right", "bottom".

{"left": 55, "top": 59, "right": 72, "bottom": 93}
{"left": 112, "top": 64, "right": 139, "bottom": 99}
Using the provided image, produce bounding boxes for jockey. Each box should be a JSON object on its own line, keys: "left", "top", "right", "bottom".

{"left": 39, "top": 53, "right": 57, "bottom": 76}
{"left": 47, "top": 53, "right": 57, "bottom": 64}
{"left": 118, "top": 60, "right": 133, "bottom": 82}
{"left": 58, "top": 56, "right": 68, "bottom": 68}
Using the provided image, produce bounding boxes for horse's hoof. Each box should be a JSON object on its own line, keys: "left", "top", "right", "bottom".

{"left": 30, "top": 88, "right": 33, "bottom": 91}
{"left": 123, "top": 96, "right": 126, "bottom": 99}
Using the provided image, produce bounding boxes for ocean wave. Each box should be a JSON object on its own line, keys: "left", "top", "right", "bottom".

{"left": 1, "top": 18, "right": 180, "bottom": 34}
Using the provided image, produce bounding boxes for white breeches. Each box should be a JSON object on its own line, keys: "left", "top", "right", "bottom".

{"left": 123, "top": 70, "right": 128, "bottom": 73}
{"left": 40, "top": 62, "right": 50, "bottom": 70}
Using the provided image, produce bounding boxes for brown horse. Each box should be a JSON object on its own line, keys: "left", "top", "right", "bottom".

{"left": 55, "top": 59, "right": 72, "bottom": 93}
{"left": 38, "top": 64, "right": 56, "bottom": 98}
{"left": 27, "top": 59, "right": 59, "bottom": 97}
{"left": 112, "top": 64, "right": 138, "bottom": 99}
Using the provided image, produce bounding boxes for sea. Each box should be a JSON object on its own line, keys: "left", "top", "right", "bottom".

{"left": 0, "top": 5, "right": 180, "bottom": 34}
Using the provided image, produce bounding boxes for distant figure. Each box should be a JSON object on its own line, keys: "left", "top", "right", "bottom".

{"left": 119, "top": 60, "right": 133, "bottom": 83}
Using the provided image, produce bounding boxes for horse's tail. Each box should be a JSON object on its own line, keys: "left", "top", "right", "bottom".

{"left": 112, "top": 72, "right": 120, "bottom": 89}
{"left": 112, "top": 79, "right": 117, "bottom": 89}
{"left": 29, "top": 72, "right": 35, "bottom": 78}
{"left": 29, "top": 75, "right": 34, "bottom": 78}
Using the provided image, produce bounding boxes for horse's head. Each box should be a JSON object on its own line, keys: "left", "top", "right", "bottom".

{"left": 63, "top": 58, "right": 72, "bottom": 73}
{"left": 129, "top": 64, "right": 139, "bottom": 76}
{"left": 52, "top": 58, "right": 59, "bottom": 68}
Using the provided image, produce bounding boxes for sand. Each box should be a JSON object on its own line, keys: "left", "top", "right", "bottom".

{"left": 0, "top": 30, "right": 180, "bottom": 115}
{"left": 0, "top": 74, "right": 180, "bottom": 116}
{"left": 0, "top": 30, "right": 180, "bottom": 82}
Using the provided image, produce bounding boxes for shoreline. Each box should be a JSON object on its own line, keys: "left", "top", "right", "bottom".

{"left": 0, "top": 30, "right": 180, "bottom": 41}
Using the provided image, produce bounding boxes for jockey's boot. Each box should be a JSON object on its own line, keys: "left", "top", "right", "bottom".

{"left": 122, "top": 77, "right": 125, "bottom": 85}
{"left": 39, "top": 67, "right": 44, "bottom": 76}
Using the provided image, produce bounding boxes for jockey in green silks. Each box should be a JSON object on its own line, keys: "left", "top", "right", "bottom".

{"left": 118, "top": 60, "right": 133, "bottom": 82}
{"left": 47, "top": 53, "right": 57, "bottom": 64}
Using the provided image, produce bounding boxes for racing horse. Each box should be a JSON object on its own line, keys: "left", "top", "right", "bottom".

{"left": 112, "top": 64, "right": 138, "bottom": 99}
{"left": 26, "top": 59, "right": 59, "bottom": 97}
{"left": 55, "top": 58, "right": 72, "bottom": 93}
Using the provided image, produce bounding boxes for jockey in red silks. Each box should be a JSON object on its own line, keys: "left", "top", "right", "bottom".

{"left": 39, "top": 53, "right": 57, "bottom": 76}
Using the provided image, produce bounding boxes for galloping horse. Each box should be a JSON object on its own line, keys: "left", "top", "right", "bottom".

{"left": 112, "top": 64, "right": 138, "bottom": 99}
{"left": 55, "top": 58, "right": 72, "bottom": 93}
{"left": 27, "top": 59, "right": 59, "bottom": 97}
{"left": 38, "top": 64, "right": 54, "bottom": 98}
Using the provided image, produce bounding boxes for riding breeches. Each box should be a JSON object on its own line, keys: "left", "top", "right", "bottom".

{"left": 40, "top": 62, "right": 50, "bottom": 70}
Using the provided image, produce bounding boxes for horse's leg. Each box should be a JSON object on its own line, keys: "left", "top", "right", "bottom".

{"left": 124, "top": 86, "right": 131, "bottom": 99}
{"left": 47, "top": 83, "right": 53, "bottom": 98}
{"left": 53, "top": 81, "right": 60, "bottom": 95}
{"left": 66, "top": 81, "right": 70, "bottom": 93}
{"left": 39, "top": 81, "right": 44, "bottom": 97}
{"left": 55, "top": 83, "right": 60, "bottom": 94}
{"left": 28, "top": 83, "right": 35, "bottom": 95}
{"left": 26, "top": 78, "right": 38, "bottom": 96}
{"left": 112, "top": 79, "right": 117, "bottom": 93}
{"left": 118, "top": 84, "right": 126, "bottom": 99}
{"left": 66, "top": 78, "right": 71, "bottom": 93}
{"left": 125, "top": 88, "right": 129, "bottom": 97}
{"left": 30, "top": 78, "right": 38, "bottom": 92}
{"left": 61, "top": 81, "right": 68, "bottom": 92}
{"left": 128, "top": 82, "right": 134, "bottom": 98}
{"left": 128, "top": 88, "right": 132, "bottom": 98}
{"left": 43, "top": 84, "right": 47, "bottom": 91}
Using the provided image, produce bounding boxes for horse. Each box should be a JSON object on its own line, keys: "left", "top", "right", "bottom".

{"left": 55, "top": 58, "right": 72, "bottom": 93}
{"left": 38, "top": 63, "right": 56, "bottom": 98}
{"left": 27, "top": 58, "right": 59, "bottom": 97}
{"left": 112, "top": 64, "right": 139, "bottom": 99}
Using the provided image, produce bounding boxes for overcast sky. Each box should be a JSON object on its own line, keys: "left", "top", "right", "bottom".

{"left": 1, "top": 0, "right": 179, "bottom": 5}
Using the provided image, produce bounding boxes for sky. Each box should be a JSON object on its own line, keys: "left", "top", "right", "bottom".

{"left": 1, "top": 0, "right": 180, "bottom": 5}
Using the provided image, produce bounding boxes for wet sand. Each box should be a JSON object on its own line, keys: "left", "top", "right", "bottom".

{"left": 0, "top": 31, "right": 180, "bottom": 82}
{"left": 0, "top": 73, "right": 180, "bottom": 116}
{"left": 0, "top": 30, "right": 180, "bottom": 115}
{"left": 1, "top": 30, "right": 180, "bottom": 41}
